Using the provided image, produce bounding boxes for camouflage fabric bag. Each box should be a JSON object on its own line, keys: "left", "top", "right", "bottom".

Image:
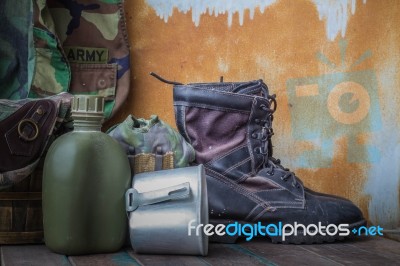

{"left": 0, "top": 0, "right": 130, "bottom": 119}
{"left": 108, "top": 115, "right": 196, "bottom": 174}
{"left": 0, "top": 93, "right": 73, "bottom": 190}
{"left": 0, "top": 1, "right": 35, "bottom": 100}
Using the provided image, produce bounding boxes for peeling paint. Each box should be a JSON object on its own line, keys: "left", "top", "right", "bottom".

{"left": 145, "top": 0, "right": 367, "bottom": 41}
{"left": 218, "top": 57, "right": 229, "bottom": 73}
{"left": 365, "top": 61, "right": 400, "bottom": 228}
{"left": 287, "top": 39, "right": 381, "bottom": 168}
{"left": 145, "top": 0, "right": 277, "bottom": 26}
{"left": 312, "top": 0, "right": 367, "bottom": 41}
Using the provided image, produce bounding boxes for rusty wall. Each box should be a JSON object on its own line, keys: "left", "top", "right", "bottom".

{"left": 108, "top": 0, "right": 400, "bottom": 230}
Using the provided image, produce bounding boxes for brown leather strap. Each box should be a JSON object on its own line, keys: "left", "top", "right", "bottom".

{"left": 0, "top": 192, "right": 42, "bottom": 200}
{"left": 0, "top": 158, "right": 40, "bottom": 188}
{"left": 0, "top": 100, "right": 57, "bottom": 187}
{"left": 132, "top": 152, "right": 175, "bottom": 175}
{"left": 154, "top": 146, "right": 163, "bottom": 171}
{"left": 0, "top": 232, "right": 44, "bottom": 244}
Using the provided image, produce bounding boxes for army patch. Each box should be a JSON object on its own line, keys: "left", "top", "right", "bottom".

{"left": 64, "top": 47, "right": 109, "bottom": 64}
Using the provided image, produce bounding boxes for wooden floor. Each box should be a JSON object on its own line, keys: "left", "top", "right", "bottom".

{"left": 1, "top": 237, "right": 399, "bottom": 266}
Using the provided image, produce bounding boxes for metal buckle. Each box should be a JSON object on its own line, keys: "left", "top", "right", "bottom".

{"left": 18, "top": 119, "right": 39, "bottom": 142}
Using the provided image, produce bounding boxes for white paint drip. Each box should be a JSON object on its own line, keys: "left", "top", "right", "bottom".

{"left": 312, "top": 0, "right": 367, "bottom": 41}
{"left": 145, "top": 0, "right": 277, "bottom": 27}
{"left": 145, "top": 0, "right": 367, "bottom": 41}
{"left": 218, "top": 57, "right": 229, "bottom": 73}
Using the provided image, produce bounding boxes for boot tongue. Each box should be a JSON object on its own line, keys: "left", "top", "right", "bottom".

{"left": 189, "top": 80, "right": 270, "bottom": 97}
{"left": 230, "top": 79, "right": 270, "bottom": 97}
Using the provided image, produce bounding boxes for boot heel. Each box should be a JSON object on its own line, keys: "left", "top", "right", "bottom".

{"left": 209, "top": 233, "right": 239, "bottom": 243}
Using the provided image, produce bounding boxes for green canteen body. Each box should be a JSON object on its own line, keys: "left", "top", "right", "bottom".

{"left": 43, "top": 131, "right": 130, "bottom": 255}
{"left": 42, "top": 95, "right": 131, "bottom": 255}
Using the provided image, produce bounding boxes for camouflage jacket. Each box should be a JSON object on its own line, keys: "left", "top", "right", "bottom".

{"left": 0, "top": 0, "right": 130, "bottom": 119}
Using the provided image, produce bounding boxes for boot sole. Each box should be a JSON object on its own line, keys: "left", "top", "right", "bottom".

{"left": 209, "top": 219, "right": 367, "bottom": 244}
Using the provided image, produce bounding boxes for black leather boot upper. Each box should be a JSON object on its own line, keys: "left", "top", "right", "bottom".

{"left": 173, "top": 79, "right": 365, "bottom": 239}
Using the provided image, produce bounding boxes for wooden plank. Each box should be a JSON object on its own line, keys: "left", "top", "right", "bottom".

{"left": 25, "top": 200, "right": 43, "bottom": 231}
{"left": 0, "top": 200, "right": 12, "bottom": 231}
{"left": 69, "top": 250, "right": 141, "bottom": 266}
{"left": 341, "top": 236, "right": 400, "bottom": 261}
{"left": 384, "top": 233, "right": 400, "bottom": 242}
{"left": 127, "top": 249, "right": 206, "bottom": 266}
{"left": 0, "top": 166, "right": 44, "bottom": 244}
{"left": 240, "top": 239, "right": 342, "bottom": 266}
{"left": 0, "top": 232, "right": 43, "bottom": 245}
{"left": 299, "top": 237, "right": 400, "bottom": 265}
{"left": 203, "top": 243, "right": 277, "bottom": 266}
{"left": 127, "top": 243, "right": 278, "bottom": 266}
{"left": 0, "top": 192, "right": 42, "bottom": 200}
{"left": 1, "top": 237, "right": 399, "bottom": 265}
{"left": 1, "top": 245, "right": 70, "bottom": 266}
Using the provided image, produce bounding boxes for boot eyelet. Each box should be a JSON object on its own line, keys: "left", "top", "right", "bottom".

{"left": 259, "top": 104, "right": 268, "bottom": 110}
{"left": 251, "top": 133, "right": 258, "bottom": 139}
{"left": 281, "top": 175, "right": 293, "bottom": 182}
{"left": 266, "top": 171, "right": 274, "bottom": 176}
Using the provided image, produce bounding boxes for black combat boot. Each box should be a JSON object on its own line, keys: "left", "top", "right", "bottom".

{"left": 171, "top": 78, "right": 366, "bottom": 244}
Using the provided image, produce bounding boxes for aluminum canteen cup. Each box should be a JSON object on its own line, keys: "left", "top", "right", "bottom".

{"left": 125, "top": 165, "right": 208, "bottom": 255}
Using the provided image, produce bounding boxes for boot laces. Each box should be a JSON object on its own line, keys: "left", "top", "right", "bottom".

{"left": 258, "top": 81, "right": 302, "bottom": 189}
{"left": 265, "top": 157, "right": 302, "bottom": 188}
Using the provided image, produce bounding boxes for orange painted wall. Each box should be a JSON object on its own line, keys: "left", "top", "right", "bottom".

{"left": 107, "top": 0, "right": 400, "bottom": 230}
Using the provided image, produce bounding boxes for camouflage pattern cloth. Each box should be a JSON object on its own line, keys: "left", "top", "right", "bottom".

{"left": 30, "top": 0, "right": 71, "bottom": 99}
{"left": 45, "top": 0, "right": 131, "bottom": 118}
{"left": 0, "top": 0, "right": 130, "bottom": 119}
{"left": 0, "top": 1, "right": 35, "bottom": 100}
{"left": 108, "top": 115, "right": 196, "bottom": 174}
